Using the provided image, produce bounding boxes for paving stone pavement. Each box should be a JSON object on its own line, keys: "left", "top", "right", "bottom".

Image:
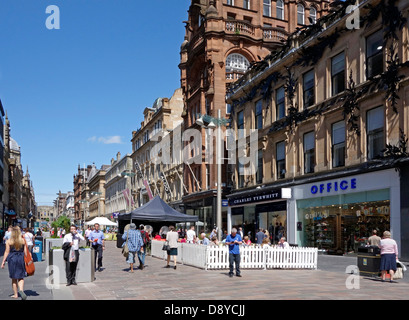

{"left": 2, "top": 240, "right": 409, "bottom": 301}
{"left": 68, "top": 241, "right": 409, "bottom": 301}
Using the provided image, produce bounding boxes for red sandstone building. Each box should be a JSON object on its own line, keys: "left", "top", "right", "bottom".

{"left": 179, "top": 0, "right": 333, "bottom": 232}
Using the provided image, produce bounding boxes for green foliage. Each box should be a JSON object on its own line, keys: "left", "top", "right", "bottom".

{"left": 51, "top": 215, "right": 71, "bottom": 236}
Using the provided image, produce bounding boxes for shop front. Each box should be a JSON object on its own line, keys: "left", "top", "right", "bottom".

{"left": 227, "top": 188, "right": 291, "bottom": 243}
{"left": 291, "top": 169, "right": 400, "bottom": 255}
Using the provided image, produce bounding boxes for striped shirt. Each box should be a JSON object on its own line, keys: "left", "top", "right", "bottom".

{"left": 122, "top": 229, "right": 143, "bottom": 252}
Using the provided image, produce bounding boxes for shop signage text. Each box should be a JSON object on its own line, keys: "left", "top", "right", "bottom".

{"left": 229, "top": 190, "right": 281, "bottom": 206}
{"left": 310, "top": 178, "right": 357, "bottom": 195}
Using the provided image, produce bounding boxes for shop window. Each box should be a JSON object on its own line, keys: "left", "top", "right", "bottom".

{"left": 332, "top": 121, "right": 346, "bottom": 168}
{"left": 276, "top": 141, "right": 286, "bottom": 179}
{"left": 256, "top": 149, "right": 263, "bottom": 184}
{"left": 255, "top": 99, "right": 263, "bottom": 129}
{"left": 367, "top": 106, "right": 385, "bottom": 160}
{"left": 366, "top": 29, "right": 383, "bottom": 79}
{"left": 303, "top": 69, "right": 315, "bottom": 109}
{"left": 297, "top": 4, "right": 305, "bottom": 25}
{"left": 276, "top": 0, "right": 284, "bottom": 20}
{"left": 276, "top": 86, "right": 285, "bottom": 120}
{"left": 297, "top": 192, "right": 390, "bottom": 252}
{"left": 331, "top": 52, "right": 345, "bottom": 96}
{"left": 304, "top": 131, "right": 315, "bottom": 174}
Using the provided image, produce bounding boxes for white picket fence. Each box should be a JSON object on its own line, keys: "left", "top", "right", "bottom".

{"left": 151, "top": 240, "right": 318, "bottom": 270}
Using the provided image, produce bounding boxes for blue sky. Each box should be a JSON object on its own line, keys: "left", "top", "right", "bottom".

{"left": 0, "top": 0, "right": 189, "bottom": 206}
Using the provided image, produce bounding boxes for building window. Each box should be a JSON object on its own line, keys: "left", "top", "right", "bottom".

{"left": 366, "top": 29, "right": 383, "bottom": 79}
{"left": 331, "top": 52, "right": 345, "bottom": 96}
{"left": 226, "top": 53, "right": 250, "bottom": 80}
{"left": 276, "top": 86, "right": 285, "bottom": 120}
{"left": 309, "top": 7, "right": 317, "bottom": 24}
{"left": 367, "top": 106, "right": 385, "bottom": 160}
{"left": 227, "top": 0, "right": 234, "bottom": 6}
{"left": 303, "top": 69, "right": 315, "bottom": 109}
{"left": 297, "top": 4, "right": 305, "bottom": 25}
{"left": 243, "top": 0, "right": 250, "bottom": 9}
{"left": 304, "top": 131, "right": 315, "bottom": 174}
{"left": 263, "top": 0, "right": 271, "bottom": 17}
{"left": 276, "top": 141, "right": 286, "bottom": 179}
{"left": 237, "top": 110, "right": 244, "bottom": 139}
{"left": 276, "top": 0, "right": 284, "bottom": 20}
{"left": 256, "top": 149, "right": 263, "bottom": 184}
{"left": 332, "top": 121, "right": 345, "bottom": 168}
{"left": 226, "top": 103, "right": 231, "bottom": 115}
{"left": 238, "top": 162, "right": 244, "bottom": 188}
{"left": 255, "top": 100, "right": 263, "bottom": 129}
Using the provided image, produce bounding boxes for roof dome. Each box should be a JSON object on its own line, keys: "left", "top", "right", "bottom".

{"left": 10, "top": 138, "right": 20, "bottom": 151}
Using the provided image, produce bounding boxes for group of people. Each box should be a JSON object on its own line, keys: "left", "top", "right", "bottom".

{"left": 367, "top": 229, "right": 400, "bottom": 282}
{"left": 121, "top": 223, "right": 149, "bottom": 272}
{"left": 62, "top": 223, "right": 106, "bottom": 286}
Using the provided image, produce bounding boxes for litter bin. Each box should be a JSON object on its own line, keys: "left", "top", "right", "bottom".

{"left": 33, "top": 240, "right": 43, "bottom": 262}
{"left": 357, "top": 246, "right": 381, "bottom": 277}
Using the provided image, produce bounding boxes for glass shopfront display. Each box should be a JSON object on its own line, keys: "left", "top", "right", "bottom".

{"left": 297, "top": 189, "right": 390, "bottom": 253}
{"left": 231, "top": 201, "right": 287, "bottom": 243}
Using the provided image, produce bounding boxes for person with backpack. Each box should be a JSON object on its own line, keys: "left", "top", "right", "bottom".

{"left": 138, "top": 224, "right": 149, "bottom": 270}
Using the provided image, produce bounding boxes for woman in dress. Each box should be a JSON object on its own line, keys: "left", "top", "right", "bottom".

{"left": 379, "top": 231, "right": 399, "bottom": 282}
{"left": 1, "top": 227, "right": 27, "bottom": 300}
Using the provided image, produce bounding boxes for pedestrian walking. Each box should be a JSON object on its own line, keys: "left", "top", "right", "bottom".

{"left": 122, "top": 223, "right": 144, "bottom": 273}
{"left": 62, "top": 225, "right": 85, "bottom": 286}
{"left": 23, "top": 228, "right": 34, "bottom": 254}
{"left": 165, "top": 226, "right": 179, "bottom": 269}
{"left": 379, "top": 231, "right": 399, "bottom": 282}
{"left": 89, "top": 223, "right": 105, "bottom": 272}
{"left": 1, "top": 227, "right": 27, "bottom": 300}
{"left": 225, "top": 228, "right": 242, "bottom": 278}
{"left": 84, "top": 226, "right": 92, "bottom": 247}
{"left": 3, "top": 226, "right": 12, "bottom": 244}
{"left": 138, "top": 224, "right": 148, "bottom": 270}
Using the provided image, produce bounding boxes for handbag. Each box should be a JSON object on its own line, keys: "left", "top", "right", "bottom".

{"left": 394, "top": 267, "right": 404, "bottom": 279}
{"left": 122, "top": 231, "right": 129, "bottom": 258}
{"left": 162, "top": 241, "right": 170, "bottom": 251}
{"left": 23, "top": 238, "right": 35, "bottom": 276}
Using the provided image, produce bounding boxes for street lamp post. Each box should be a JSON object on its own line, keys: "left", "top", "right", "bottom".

{"left": 197, "top": 109, "right": 230, "bottom": 242}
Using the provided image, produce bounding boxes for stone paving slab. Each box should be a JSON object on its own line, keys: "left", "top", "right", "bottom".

{"left": 67, "top": 241, "right": 409, "bottom": 301}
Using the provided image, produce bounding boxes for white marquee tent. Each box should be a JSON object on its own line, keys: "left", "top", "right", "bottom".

{"left": 85, "top": 217, "right": 118, "bottom": 227}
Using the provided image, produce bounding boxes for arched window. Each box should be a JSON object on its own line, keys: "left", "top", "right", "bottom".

{"left": 309, "top": 7, "right": 317, "bottom": 24}
{"left": 226, "top": 53, "right": 250, "bottom": 79}
{"left": 276, "top": 0, "right": 284, "bottom": 20}
{"left": 297, "top": 4, "right": 305, "bottom": 25}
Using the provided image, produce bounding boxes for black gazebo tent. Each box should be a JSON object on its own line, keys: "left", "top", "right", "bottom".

{"left": 116, "top": 196, "right": 198, "bottom": 247}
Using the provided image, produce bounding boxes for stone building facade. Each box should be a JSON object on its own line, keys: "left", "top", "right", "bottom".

{"left": 226, "top": 0, "right": 409, "bottom": 257}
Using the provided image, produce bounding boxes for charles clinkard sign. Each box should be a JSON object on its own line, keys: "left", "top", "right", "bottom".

{"left": 228, "top": 189, "right": 282, "bottom": 206}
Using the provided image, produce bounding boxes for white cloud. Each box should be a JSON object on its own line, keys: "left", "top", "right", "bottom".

{"left": 87, "top": 135, "right": 123, "bottom": 144}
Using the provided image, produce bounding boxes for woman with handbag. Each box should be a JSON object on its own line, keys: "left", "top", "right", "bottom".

{"left": 0, "top": 227, "right": 28, "bottom": 300}
{"left": 379, "top": 231, "right": 399, "bottom": 283}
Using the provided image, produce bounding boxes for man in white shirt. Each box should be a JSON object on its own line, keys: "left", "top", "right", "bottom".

{"left": 23, "top": 228, "right": 34, "bottom": 253}
{"left": 186, "top": 226, "right": 196, "bottom": 244}
{"left": 63, "top": 225, "right": 85, "bottom": 286}
{"left": 85, "top": 226, "right": 92, "bottom": 246}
